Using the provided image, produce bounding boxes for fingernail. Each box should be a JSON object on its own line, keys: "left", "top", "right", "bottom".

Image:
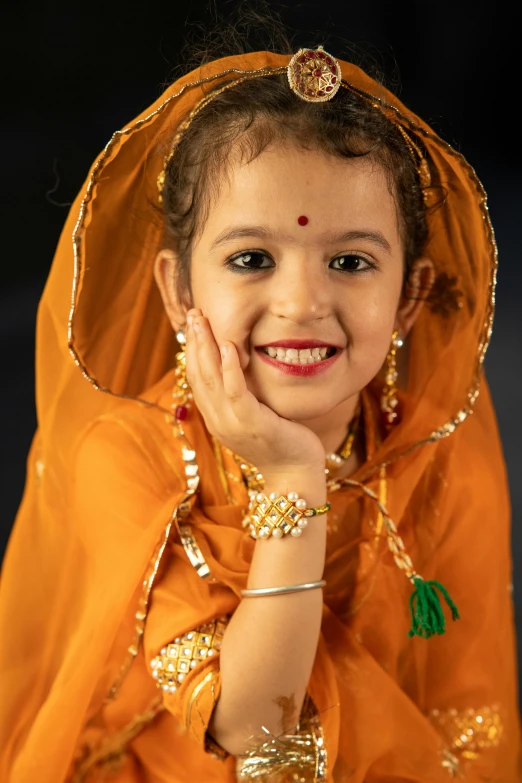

{"left": 187, "top": 314, "right": 193, "bottom": 326}
{"left": 220, "top": 344, "right": 228, "bottom": 358}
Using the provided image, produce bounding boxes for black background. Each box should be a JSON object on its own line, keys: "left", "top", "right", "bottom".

{"left": 2, "top": 0, "right": 521, "bottom": 700}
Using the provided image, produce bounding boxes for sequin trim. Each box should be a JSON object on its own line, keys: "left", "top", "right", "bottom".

{"left": 429, "top": 704, "right": 504, "bottom": 761}
{"left": 150, "top": 617, "right": 227, "bottom": 694}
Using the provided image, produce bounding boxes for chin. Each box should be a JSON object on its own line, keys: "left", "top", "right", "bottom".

{"left": 258, "top": 393, "right": 340, "bottom": 422}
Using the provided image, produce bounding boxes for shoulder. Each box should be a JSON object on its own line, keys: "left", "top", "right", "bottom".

{"left": 72, "top": 371, "right": 187, "bottom": 497}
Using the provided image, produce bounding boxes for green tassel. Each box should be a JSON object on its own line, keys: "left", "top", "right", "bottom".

{"left": 408, "top": 576, "right": 460, "bottom": 639}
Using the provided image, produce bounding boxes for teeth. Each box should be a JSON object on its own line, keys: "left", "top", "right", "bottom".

{"left": 263, "top": 346, "right": 334, "bottom": 365}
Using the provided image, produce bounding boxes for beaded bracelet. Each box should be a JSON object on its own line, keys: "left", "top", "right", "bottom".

{"left": 242, "top": 491, "right": 330, "bottom": 540}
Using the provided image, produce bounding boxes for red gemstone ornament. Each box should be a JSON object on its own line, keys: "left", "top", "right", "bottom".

{"left": 287, "top": 46, "right": 342, "bottom": 103}
{"left": 297, "top": 215, "right": 309, "bottom": 226}
{"left": 175, "top": 405, "right": 188, "bottom": 421}
{"left": 381, "top": 409, "right": 400, "bottom": 429}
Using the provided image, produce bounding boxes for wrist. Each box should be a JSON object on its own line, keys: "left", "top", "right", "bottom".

{"left": 261, "top": 468, "right": 327, "bottom": 506}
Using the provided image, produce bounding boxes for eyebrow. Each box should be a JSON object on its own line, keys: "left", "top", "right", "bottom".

{"left": 209, "top": 225, "right": 392, "bottom": 254}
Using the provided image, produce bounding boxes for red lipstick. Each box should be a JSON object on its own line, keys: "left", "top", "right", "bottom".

{"left": 256, "top": 347, "right": 341, "bottom": 377}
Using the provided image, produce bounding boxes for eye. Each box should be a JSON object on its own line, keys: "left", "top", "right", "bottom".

{"left": 226, "top": 251, "right": 275, "bottom": 272}
{"left": 330, "top": 254, "right": 374, "bottom": 273}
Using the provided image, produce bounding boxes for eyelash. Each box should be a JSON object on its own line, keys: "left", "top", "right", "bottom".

{"left": 225, "top": 250, "right": 376, "bottom": 274}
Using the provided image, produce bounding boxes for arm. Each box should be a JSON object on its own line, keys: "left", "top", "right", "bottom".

{"left": 209, "top": 466, "right": 327, "bottom": 755}
{"left": 181, "top": 310, "right": 333, "bottom": 757}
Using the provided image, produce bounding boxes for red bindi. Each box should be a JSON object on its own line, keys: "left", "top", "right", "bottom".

{"left": 297, "top": 215, "right": 309, "bottom": 226}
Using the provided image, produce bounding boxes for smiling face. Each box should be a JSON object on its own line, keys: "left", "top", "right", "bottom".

{"left": 156, "top": 142, "right": 430, "bottom": 431}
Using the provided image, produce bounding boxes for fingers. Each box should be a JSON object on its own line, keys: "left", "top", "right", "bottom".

{"left": 185, "top": 309, "right": 256, "bottom": 431}
{"left": 192, "top": 315, "right": 222, "bottom": 393}
{"left": 220, "top": 341, "right": 251, "bottom": 416}
{"left": 185, "top": 310, "right": 227, "bottom": 428}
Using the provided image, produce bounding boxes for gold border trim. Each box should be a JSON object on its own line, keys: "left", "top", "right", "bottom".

{"left": 186, "top": 670, "right": 218, "bottom": 732}
{"left": 105, "top": 519, "right": 173, "bottom": 702}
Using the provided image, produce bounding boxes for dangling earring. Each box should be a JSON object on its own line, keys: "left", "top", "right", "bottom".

{"left": 172, "top": 325, "right": 192, "bottom": 421}
{"left": 381, "top": 329, "right": 403, "bottom": 429}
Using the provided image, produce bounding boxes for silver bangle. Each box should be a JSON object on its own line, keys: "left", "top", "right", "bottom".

{"left": 241, "top": 579, "right": 326, "bottom": 598}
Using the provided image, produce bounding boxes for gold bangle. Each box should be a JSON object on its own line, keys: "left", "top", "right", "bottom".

{"left": 242, "top": 491, "right": 330, "bottom": 540}
{"left": 241, "top": 580, "right": 326, "bottom": 597}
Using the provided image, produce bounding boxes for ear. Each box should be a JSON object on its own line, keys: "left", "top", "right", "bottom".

{"left": 154, "top": 249, "right": 187, "bottom": 331}
{"left": 395, "top": 257, "right": 435, "bottom": 336}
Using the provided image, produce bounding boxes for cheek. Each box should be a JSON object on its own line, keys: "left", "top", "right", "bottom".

{"left": 342, "top": 286, "right": 400, "bottom": 369}
{"left": 191, "top": 275, "right": 256, "bottom": 348}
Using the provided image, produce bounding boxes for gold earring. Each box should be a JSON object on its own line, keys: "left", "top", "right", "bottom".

{"left": 172, "top": 325, "right": 192, "bottom": 421}
{"left": 381, "top": 330, "right": 403, "bottom": 429}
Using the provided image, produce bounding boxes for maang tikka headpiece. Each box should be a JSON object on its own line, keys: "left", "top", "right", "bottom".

{"left": 157, "top": 46, "right": 431, "bottom": 206}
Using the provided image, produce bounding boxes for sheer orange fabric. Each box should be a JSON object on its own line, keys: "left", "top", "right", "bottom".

{"left": 0, "top": 50, "right": 520, "bottom": 781}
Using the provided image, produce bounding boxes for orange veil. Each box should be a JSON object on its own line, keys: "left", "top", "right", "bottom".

{"left": 0, "top": 51, "right": 520, "bottom": 782}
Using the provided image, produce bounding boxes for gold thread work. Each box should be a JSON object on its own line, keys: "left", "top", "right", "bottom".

{"left": 150, "top": 617, "right": 228, "bottom": 694}
{"left": 429, "top": 705, "right": 504, "bottom": 761}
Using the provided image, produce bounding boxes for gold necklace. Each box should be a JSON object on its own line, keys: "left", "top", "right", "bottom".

{"left": 324, "top": 404, "right": 361, "bottom": 477}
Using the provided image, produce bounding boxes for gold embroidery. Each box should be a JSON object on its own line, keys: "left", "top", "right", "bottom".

{"left": 70, "top": 698, "right": 163, "bottom": 783}
{"left": 150, "top": 617, "right": 228, "bottom": 693}
{"left": 429, "top": 705, "right": 504, "bottom": 761}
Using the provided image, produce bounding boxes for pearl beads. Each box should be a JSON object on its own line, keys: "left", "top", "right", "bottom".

{"left": 244, "top": 491, "right": 329, "bottom": 541}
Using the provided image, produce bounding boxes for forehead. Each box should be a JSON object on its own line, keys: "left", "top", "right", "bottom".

{"left": 199, "top": 143, "right": 401, "bottom": 246}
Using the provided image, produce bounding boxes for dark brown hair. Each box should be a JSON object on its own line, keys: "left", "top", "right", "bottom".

{"left": 160, "top": 65, "right": 430, "bottom": 307}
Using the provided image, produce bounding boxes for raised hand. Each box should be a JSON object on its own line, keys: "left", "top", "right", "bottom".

{"left": 185, "top": 309, "right": 326, "bottom": 477}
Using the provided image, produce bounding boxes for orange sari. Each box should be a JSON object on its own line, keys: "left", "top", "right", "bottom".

{"left": 0, "top": 51, "right": 520, "bottom": 782}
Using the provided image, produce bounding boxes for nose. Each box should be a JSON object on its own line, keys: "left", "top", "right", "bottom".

{"left": 268, "top": 257, "right": 330, "bottom": 324}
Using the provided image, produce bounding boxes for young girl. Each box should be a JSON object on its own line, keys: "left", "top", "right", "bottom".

{"left": 0, "top": 40, "right": 520, "bottom": 783}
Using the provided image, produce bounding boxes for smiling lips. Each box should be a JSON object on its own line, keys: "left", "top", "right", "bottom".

{"left": 255, "top": 339, "right": 342, "bottom": 376}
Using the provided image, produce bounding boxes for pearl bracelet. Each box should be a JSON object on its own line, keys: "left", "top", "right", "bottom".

{"left": 242, "top": 490, "right": 330, "bottom": 540}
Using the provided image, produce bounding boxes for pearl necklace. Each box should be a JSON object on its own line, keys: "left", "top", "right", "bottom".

{"left": 324, "top": 404, "right": 361, "bottom": 477}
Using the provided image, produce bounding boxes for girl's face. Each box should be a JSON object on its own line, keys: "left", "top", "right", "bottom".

{"left": 157, "top": 143, "right": 428, "bottom": 425}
